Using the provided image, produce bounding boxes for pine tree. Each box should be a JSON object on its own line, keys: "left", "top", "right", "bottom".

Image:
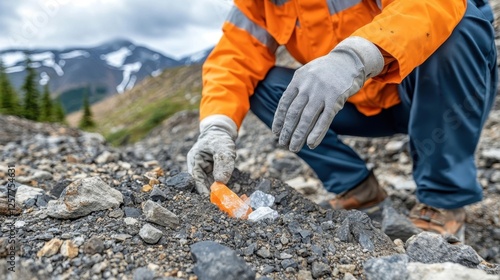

{"left": 40, "top": 84, "right": 53, "bottom": 122}
{"left": 22, "top": 57, "right": 40, "bottom": 121}
{"left": 0, "top": 60, "right": 21, "bottom": 115}
{"left": 78, "top": 93, "right": 95, "bottom": 129}
{"left": 53, "top": 98, "right": 66, "bottom": 124}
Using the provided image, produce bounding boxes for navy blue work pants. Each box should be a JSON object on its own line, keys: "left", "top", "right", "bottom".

{"left": 249, "top": 3, "right": 498, "bottom": 209}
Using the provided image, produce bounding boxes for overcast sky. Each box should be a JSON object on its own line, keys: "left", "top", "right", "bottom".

{"left": 0, "top": 0, "right": 232, "bottom": 58}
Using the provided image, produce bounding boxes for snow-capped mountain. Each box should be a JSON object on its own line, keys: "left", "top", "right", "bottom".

{"left": 0, "top": 39, "right": 212, "bottom": 113}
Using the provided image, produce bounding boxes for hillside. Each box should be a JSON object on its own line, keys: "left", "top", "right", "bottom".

{"left": 66, "top": 64, "right": 202, "bottom": 145}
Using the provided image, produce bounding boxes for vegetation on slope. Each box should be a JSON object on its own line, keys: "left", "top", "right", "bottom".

{"left": 67, "top": 65, "right": 202, "bottom": 146}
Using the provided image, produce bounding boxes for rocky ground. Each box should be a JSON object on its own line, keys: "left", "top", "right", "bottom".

{"left": 0, "top": 102, "right": 499, "bottom": 280}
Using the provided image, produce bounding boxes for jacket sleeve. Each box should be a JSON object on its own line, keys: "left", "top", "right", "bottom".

{"left": 352, "top": 0, "right": 467, "bottom": 83}
{"left": 200, "top": 3, "right": 277, "bottom": 129}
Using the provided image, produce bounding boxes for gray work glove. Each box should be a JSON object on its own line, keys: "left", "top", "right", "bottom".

{"left": 187, "top": 115, "right": 237, "bottom": 196}
{"left": 272, "top": 36, "right": 384, "bottom": 152}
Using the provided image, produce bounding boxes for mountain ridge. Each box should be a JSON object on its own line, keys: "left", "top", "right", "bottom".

{"left": 0, "top": 39, "right": 212, "bottom": 113}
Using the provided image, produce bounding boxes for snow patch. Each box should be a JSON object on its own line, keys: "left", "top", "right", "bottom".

{"left": 59, "top": 60, "right": 66, "bottom": 67}
{"left": 60, "top": 50, "right": 90, "bottom": 59}
{"left": 30, "top": 52, "right": 54, "bottom": 62}
{"left": 151, "top": 69, "right": 162, "bottom": 77}
{"left": 116, "top": 62, "right": 142, "bottom": 93}
{"left": 101, "top": 47, "right": 132, "bottom": 68}
{"left": 40, "top": 72, "right": 50, "bottom": 85}
{"left": 5, "top": 66, "right": 25, "bottom": 73}
{"left": 2, "top": 51, "right": 26, "bottom": 67}
{"left": 29, "top": 62, "right": 41, "bottom": 68}
{"left": 42, "top": 57, "right": 64, "bottom": 76}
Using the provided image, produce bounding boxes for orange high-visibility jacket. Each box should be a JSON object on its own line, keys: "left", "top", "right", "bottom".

{"left": 201, "top": 0, "right": 467, "bottom": 128}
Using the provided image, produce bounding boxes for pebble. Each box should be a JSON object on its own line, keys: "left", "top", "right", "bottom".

{"left": 139, "top": 224, "right": 163, "bottom": 244}
{"left": 124, "top": 217, "right": 139, "bottom": 226}
{"left": 108, "top": 209, "right": 124, "bottom": 219}
{"left": 311, "top": 261, "right": 330, "bottom": 278}
{"left": 83, "top": 236, "right": 104, "bottom": 255}
{"left": 37, "top": 238, "right": 63, "bottom": 257}
{"left": 256, "top": 247, "right": 272, "bottom": 259}
{"left": 142, "top": 200, "right": 179, "bottom": 228}
{"left": 60, "top": 240, "right": 79, "bottom": 259}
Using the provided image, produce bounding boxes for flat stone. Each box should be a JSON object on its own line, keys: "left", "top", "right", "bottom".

{"left": 37, "top": 238, "right": 63, "bottom": 257}
{"left": 108, "top": 209, "right": 124, "bottom": 219}
{"left": 124, "top": 207, "right": 142, "bottom": 218}
{"left": 190, "top": 241, "right": 255, "bottom": 280}
{"left": 46, "top": 177, "right": 123, "bottom": 219}
{"left": 32, "top": 170, "right": 53, "bottom": 181}
{"left": 142, "top": 200, "right": 179, "bottom": 229}
{"left": 405, "top": 232, "right": 481, "bottom": 268}
{"left": 364, "top": 254, "right": 409, "bottom": 280}
{"left": 165, "top": 172, "right": 195, "bottom": 192}
{"left": 139, "top": 224, "right": 163, "bottom": 244}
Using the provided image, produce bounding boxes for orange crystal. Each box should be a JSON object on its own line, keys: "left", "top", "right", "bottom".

{"left": 210, "top": 182, "right": 252, "bottom": 219}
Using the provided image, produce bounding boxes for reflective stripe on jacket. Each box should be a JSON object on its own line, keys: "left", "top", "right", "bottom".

{"left": 201, "top": 0, "right": 467, "bottom": 128}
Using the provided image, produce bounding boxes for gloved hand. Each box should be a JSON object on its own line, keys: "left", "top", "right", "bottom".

{"left": 272, "top": 36, "right": 384, "bottom": 152}
{"left": 187, "top": 115, "right": 237, "bottom": 195}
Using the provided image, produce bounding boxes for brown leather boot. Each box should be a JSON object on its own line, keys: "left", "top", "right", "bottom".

{"left": 409, "top": 203, "right": 466, "bottom": 243}
{"left": 319, "top": 171, "right": 388, "bottom": 216}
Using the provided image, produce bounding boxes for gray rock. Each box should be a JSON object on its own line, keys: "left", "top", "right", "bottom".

{"left": 142, "top": 200, "right": 179, "bottom": 228}
{"left": 405, "top": 232, "right": 481, "bottom": 268}
{"left": 335, "top": 210, "right": 393, "bottom": 252}
{"left": 190, "top": 241, "right": 256, "bottom": 280}
{"left": 165, "top": 172, "right": 195, "bottom": 192}
{"left": 124, "top": 207, "right": 142, "bottom": 218}
{"left": 256, "top": 247, "right": 271, "bottom": 259}
{"left": 32, "top": 170, "right": 53, "bottom": 181}
{"left": 46, "top": 177, "right": 123, "bottom": 219}
{"left": 15, "top": 185, "right": 44, "bottom": 206}
{"left": 139, "top": 224, "right": 163, "bottom": 244}
{"left": 311, "top": 261, "right": 330, "bottom": 278}
{"left": 364, "top": 254, "right": 409, "bottom": 280}
{"left": 108, "top": 209, "right": 124, "bottom": 219}
{"left": 281, "top": 259, "right": 298, "bottom": 269}
{"left": 133, "top": 267, "right": 155, "bottom": 280}
{"left": 407, "top": 262, "right": 499, "bottom": 280}
{"left": 149, "top": 185, "right": 167, "bottom": 202}
{"left": 382, "top": 206, "right": 421, "bottom": 241}
{"left": 83, "top": 236, "right": 104, "bottom": 255}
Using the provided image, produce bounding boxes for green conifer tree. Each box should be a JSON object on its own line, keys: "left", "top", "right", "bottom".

{"left": 40, "top": 84, "right": 53, "bottom": 122}
{"left": 53, "top": 98, "right": 66, "bottom": 124}
{"left": 78, "top": 93, "right": 95, "bottom": 129}
{"left": 0, "top": 60, "right": 21, "bottom": 115}
{"left": 22, "top": 57, "right": 40, "bottom": 121}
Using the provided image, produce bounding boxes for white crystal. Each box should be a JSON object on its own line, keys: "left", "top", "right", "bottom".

{"left": 248, "top": 207, "right": 279, "bottom": 222}
{"left": 249, "top": 190, "right": 275, "bottom": 209}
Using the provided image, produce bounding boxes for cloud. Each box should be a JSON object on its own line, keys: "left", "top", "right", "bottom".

{"left": 0, "top": 0, "right": 232, "bottom": 57}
